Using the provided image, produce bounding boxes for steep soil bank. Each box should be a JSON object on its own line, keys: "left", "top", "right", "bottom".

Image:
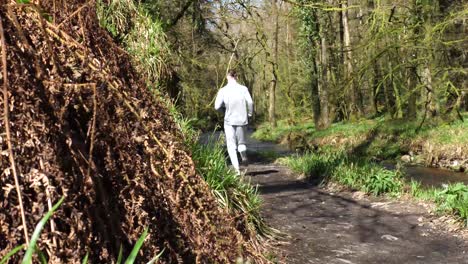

{"left": 0, "top": 2, "right": 264, "bottom": 262}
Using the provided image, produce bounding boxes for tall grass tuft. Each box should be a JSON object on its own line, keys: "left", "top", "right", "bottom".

{"left": 277, "top": 150, "right": 338, "bottom": 181}
{"left": 410, "top": 180, "right": 423, "bottom": 198}
{"left": 97, "top": 0, "right": 171, "bottom": 85}
{"left": 96, "top": 0, "right": 137, "bottom": 38}
{"left": 123, "top": 7, "right": 171, "bottom": 85}
{"left": 435, "top": 183, "right": 468, "bottom": 226}
{"left": 279, "top": 150, "right": 403, "bottom": 195}
{"left": 190, "top": 133, "right": 274, "bottom": 237}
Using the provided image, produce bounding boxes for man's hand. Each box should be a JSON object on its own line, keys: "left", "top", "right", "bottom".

{"left": 217, "top": 105, "right": 226, "bottom": 114}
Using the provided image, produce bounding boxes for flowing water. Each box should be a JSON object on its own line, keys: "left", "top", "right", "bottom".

{"left": 382, "top": 162, "right": 468, "bottom": 188}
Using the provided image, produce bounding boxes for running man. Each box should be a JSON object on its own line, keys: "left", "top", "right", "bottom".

{"left": 214, "top": 69, "right": 254, "bottom": 175}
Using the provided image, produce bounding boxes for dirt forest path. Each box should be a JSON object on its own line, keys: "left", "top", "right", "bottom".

{"left": 233, "top": 130, "right": 468, "bottom": 264}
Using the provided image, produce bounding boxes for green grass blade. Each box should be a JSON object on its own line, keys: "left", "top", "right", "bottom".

{"left": 116, "top": 244, "right": 123, "bottom": 264}
{"left": 147, "top": 248, "right": 165, "bottom": 264}
{"left": 82, "top": 252, "right": 89, "bottom": 264}
{"left": 124, "top": 227, "right": 149, "bottom": 264}
{"left": 0, "top": 244, "right": 25, "bottom": 264}
{"left": 21, "top": 196, "right": 65, "bottom": 264}
{"left": 37, "top": 248, "right": 47, "bottom": 264}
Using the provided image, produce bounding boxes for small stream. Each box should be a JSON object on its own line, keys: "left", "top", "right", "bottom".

{"left": 382, "top": 162, "right": 468, "bottom": 188}
{"left": 200, "top": 130, "right": 468, "bottom": 188}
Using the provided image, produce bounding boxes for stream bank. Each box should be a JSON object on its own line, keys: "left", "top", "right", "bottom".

{"left": 252, "top": 117, "right": 468, "bottom": 173}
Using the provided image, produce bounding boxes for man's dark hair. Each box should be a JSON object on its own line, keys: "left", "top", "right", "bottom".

{"left": 227, "top": 69, "right": 238, "bottom": 79}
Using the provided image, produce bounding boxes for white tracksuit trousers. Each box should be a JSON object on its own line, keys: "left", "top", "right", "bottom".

{"left": 224, "top": 124, "right": 247, "bottom": 174}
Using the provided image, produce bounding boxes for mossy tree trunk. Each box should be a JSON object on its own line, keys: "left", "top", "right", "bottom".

{"left": 268, "top": 0, "right": 280, "bottom": 128}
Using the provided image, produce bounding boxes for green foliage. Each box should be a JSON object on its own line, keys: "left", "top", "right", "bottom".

{"left": 97, "top": 0, "right": 137, "bottom": 38}
{"left": 414, "top": 187, "right": 439, "bottom": 202}
{"left": 1, "top": 245, "right": 25, "bottom": 264}
{"left": 410, "top": 180, "right": 424, "bottom": 198}
{"left": 97, "top": 0, "right": 171, "bottom": 85}
{"left": 1, "top": 198, "right": 63, "bottom": 264}
{"left": 277, "top": 150, "right": 338, "bottom": 180}
{"left": 147, "top": 249, "right": 165, "bottom": 264}
{"left": 279, "top": 150, "right": 403, "bottom": 195}
{"left": 294, "top": 0, "right": 319, "bottom": 63}
{"left": 362, "top": 167, "right": 403, "bottom": 196}
{"left": 190, "top": 134, "right": 273, "bottom": 237}
{"left": 81, "top": 252, "right": 89, "bottom": 264}
{"left": 255, "top": 113, "right": 468, "bottom": 162}
{"left": 112, "top": 228, "right": 163, "bottom": 264}
{"left": 435, "top": 183, "right": 468, "bottom": 225}
{"left": 116, "top": 245, "right": 123, "bottom": 264}
{"left": 124, "top": 8, "right": 171, "bottom": 85}
{"left": 410, "top": 181, "right": 468, "bottom": 226}
{"left": 333, "top": 160, "right": 402, "bottom": 196}
{"left": 254, "top": 118, "right": 376, "bottom": 143}
{"left": 124, "top": 228, "right": 148, "bottom": 264}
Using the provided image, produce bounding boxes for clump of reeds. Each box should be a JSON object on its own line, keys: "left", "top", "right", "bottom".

{"left": 278, "top": 149, "right": 403, "bottom": 195}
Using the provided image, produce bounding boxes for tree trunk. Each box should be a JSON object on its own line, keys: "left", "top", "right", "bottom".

{"left": 405, "top": 65, "right": 418, "bottom": 119}
{"left": 423, "top": 65, "right": 438, "bottom": 117}
{"left": 319, "top": 32, "right": 330, "bottom": 128}
{"left": 268, "top": 0, "right": 279, "bottom": 127}
{"left": 381, "top": 61, "right": 396, "bottom": 118}
{"left": 311, "top": 57, "right": 322, "bottom": 127}
{"left": 342, "top": 0, "right": 361, "bottom": 118}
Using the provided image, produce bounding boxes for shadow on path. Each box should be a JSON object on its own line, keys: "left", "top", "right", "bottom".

{"left": 246, "top": 169, "right": 279, "bottom": 176}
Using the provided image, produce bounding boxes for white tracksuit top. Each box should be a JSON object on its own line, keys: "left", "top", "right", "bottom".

{"left": 214, "top": 81, "right": 253, "bottom": 126}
